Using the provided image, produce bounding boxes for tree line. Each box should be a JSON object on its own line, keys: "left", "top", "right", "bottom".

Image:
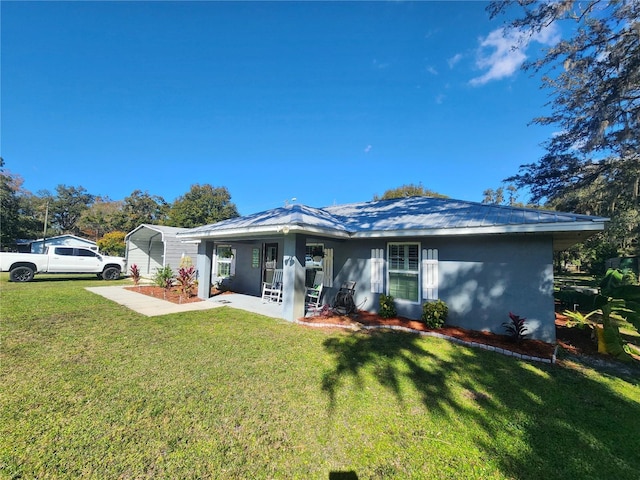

{"left": 0, "top": 160, "right": 239, "bottom": 255}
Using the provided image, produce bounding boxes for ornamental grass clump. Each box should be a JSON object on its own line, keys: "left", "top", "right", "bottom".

{"left": 422, "top": 299, "right": 448, "bottom": 328}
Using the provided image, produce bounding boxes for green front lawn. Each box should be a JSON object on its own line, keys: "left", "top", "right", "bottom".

{"left": 2, "top": 275, "right": 639, "bottom": 479}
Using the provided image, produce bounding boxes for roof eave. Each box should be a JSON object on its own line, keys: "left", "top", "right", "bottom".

{"left": 349, "top": 221, "right": 607, "bottom": 238}
{"left": 176, "top": 223, "right": 351, "bottom": 241}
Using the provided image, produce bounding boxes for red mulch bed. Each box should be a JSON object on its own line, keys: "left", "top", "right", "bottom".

{"left": 299, "top": 310, "right": 559, "bottom": 359}
{"left": 124, "top": 285, "right": 228, "bottom": 304}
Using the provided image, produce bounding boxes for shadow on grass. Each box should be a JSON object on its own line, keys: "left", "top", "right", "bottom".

{"left": 322, "top": 330, "right": 640, "bottom": 480}
{"left": 322, "top": 331, "right": 453, "bottom": 414}
{"left": 329, "top": 471, "right": 358, "bottom": 479}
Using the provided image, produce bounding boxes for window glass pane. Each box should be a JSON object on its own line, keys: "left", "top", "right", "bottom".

{"left": 55, "top": 247, "right": 74, "bottom": 256}
{"left": 77, "top": 249, "right": 96, "bottom": 257}
{"left": 388, "top": 243, "right": 419, "bottom": 271}
{"left": 389, "top": 272, "right": 419, "bottom": 302}
{"left": 389, "top": 244, "right": 402, "bottom": 270}
{"left": 407, "top": 244, "right": 419, "bottom": 270}
{"left": 218, "top": 263, "right": 231, "bottom": 277}
{"left": 216, "top": 246, "right": 232, "bottom": 277}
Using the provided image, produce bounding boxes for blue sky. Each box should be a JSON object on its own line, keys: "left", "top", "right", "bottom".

{"left": 1, "top": 1, "right": 561, "bottom": 215}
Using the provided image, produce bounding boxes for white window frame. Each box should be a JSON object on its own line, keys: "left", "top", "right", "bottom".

{"left": 387, "top": 242, "right": 421, "bottom": 303}
{"left": 214, "top": 245, "right": 235, "bottom": 278}
{"left": 304, "top": 243, "right": 334, "bottom": 288}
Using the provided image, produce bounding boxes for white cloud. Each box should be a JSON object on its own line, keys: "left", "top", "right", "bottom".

{"left": 364, "top": 145, "right": 372, "bottom": 153}
{"left": 447, "top": 53, "right": 463, "bottom": 69}
{"left": 425, "top": 65, "right": 438, "bottom": 75}
{"left": 470, "top": 24, "right": 560, "bottom": 86}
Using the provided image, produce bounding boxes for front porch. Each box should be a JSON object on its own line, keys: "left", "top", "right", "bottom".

{"left": 195, "top": 231, "right": 336, "bottom": 324}
{"left": 207, "top": 293, "right": 285, "bottom": 319}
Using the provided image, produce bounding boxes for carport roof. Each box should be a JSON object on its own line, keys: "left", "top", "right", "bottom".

{"left": 125, "top": 224, "right": 190, "bottom": 242}
{"left": 176, "top": 196, "right": 608, "bottom": 250}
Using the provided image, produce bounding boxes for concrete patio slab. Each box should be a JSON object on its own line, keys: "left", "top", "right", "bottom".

{"left": 86, "top": 286, "right": 284, "bottom": 319}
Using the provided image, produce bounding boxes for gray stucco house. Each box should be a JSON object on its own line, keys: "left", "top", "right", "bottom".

{"left": 125, "top": 224, "right": 199, "bottom": 277}
{"left": 177, "top": 196, "right": 608, "bottom": 342}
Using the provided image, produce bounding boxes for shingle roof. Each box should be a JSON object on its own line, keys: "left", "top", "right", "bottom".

{"left": 177, "top": 196, "right": 608, "bottom": 249}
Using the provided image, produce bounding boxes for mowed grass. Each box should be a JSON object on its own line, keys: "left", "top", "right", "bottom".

{"left": 1, "top": 275, "right": 639, "bottom": 479}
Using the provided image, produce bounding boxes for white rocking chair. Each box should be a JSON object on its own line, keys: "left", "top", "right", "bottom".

{"left": 305, "top": 271, "right": 324, "bottom": 311}
{"left": 262, "top": 269, "right": 283, "bottom": 303}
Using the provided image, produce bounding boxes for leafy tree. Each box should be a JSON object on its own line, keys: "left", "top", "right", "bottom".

{"left": 17, "top": 193, "right": 47, "bottom": 242}
{"left": 606, "top": 207, "right": 640, "bottom": 255}
{"left": 114, "top": 190, "right": 169, "bottom": 233}
{"left": 48, "top": 185, "right": 95, "bottom": 235}
{"left": 373, "top": 183, "right": 448, "bottom": 201}
{"left": 0, "top": 159, "right": 42, "bottom": 249}
{"left": 97, "top": 231, "right": 126, "bottom": 257}
{"left": 78, "top": 197, "right": 124, "bottom": 240}
{"left": 490, "top": 0, "right": 639, "bottom": 200}
{"left": 482, "top": 184, "right": 522, "bottom": 206}
{"left": 490, "top": 0, "right": 639, "bottom": 259}
{"left": 0, "top": 158, "right": 21, "bottom": 248}
{"left": 166, "top": 184, "right": 239, "bottom": 228}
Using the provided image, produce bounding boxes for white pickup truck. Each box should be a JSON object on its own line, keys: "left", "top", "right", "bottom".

{"left": 0, "top": 246, "right": 126, "bottom": 282}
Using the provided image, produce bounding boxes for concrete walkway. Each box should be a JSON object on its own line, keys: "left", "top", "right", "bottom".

{"left": 86, "top": 286, "right": 283, "bottom": 319}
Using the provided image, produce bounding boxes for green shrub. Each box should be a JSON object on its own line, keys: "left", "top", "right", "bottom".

{"left": 379, "top": 293, "right": 397, "bottom": 319}
{"left": 554, "top": 289, "right": 598, "bottom": 311}
{"left": 422, "top": 300, "right": 448, "bottom": 328}
{"left": 153, "top": 265, "right": 174, "bottom": 289}
{"left": 97, "top": 231, "right": 126, "bottom": 256}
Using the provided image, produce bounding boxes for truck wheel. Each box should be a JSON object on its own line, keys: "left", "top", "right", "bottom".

{"left": 102, "top": 266, "right": 121, "bottom": 280}
{"left": 10, "top": 266, "right": 35, "bottom": 282}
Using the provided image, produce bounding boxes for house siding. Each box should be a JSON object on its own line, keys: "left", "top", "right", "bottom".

{"left": 192, "top": 232, "right": 556, "bottom": 342}
{"left": 437, "top": 235, "right": 555, "bottom": 343}
{"left": 329, "top": 235, "right": 555, "bottom": 342}
{"left": 223, "top": 241, "right": 267, "bottom": 297}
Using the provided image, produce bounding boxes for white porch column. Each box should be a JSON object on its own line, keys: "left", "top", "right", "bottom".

{"left": 197, "top": 241, "right": 214, "bottom": 300}
{"left": 282, "top": 233, "right": 306, "bottom": 321}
